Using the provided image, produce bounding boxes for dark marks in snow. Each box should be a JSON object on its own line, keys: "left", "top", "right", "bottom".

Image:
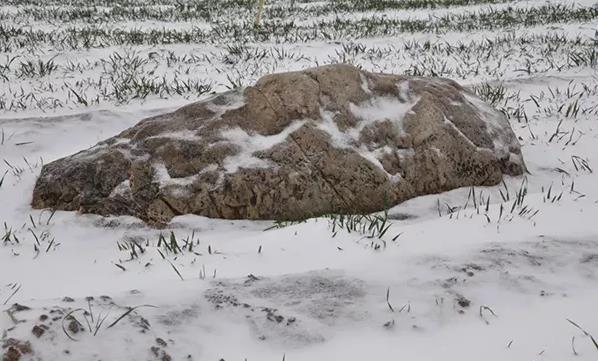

{"left": 204, "top": 270, "right": 366, "bottom": 345}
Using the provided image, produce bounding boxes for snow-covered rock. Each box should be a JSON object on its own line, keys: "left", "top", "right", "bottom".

{"left": 31, "top": 64, "right": 525, "bottom": 224}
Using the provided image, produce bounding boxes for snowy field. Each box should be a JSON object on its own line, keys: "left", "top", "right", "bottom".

{"left": 1, "top": 0, "right": 598, "bottom": 360}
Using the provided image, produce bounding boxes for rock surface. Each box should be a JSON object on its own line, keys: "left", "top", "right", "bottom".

{"left": 31, "top": 64, "right": 525, "bottom": 224}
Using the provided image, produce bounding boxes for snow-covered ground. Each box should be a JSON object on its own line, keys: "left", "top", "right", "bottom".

{"left": 1, "top": 0, "right": 598, "bottom": 360}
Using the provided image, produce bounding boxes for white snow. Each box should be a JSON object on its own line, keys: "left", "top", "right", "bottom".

{"left": 348, "top": 90, "right": 417, "bottom": 137}
{"left": 220, "top": 120, "right": 307, "bottom": 173}
{"left": 147, "top": 129, "right": 201, "bottom": 141}
{"left": 108, "top": 180, "right": 131, "bottom": 198}
{"left": 463, "top": 91, "right": 518, "bottom": 157}
{"left": 317, "top": 87, "right": 418, "bottom": 177}
{"left": 1, "top": 0, "right": 598, "bottom": 360}
{"left": 152, "top": 163, "right": 197, "bottom": 188}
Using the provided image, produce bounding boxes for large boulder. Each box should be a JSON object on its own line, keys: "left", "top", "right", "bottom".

{"left": 32, "top": 64, "right": 525, "bottom": 225}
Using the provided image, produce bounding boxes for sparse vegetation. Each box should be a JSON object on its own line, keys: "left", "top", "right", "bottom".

{"left": 1, "top": 0, "right": 598, "bottom": 359}
{"left": 567, "top": 319, "right": 598, "bottom": 353}
{"left": 0, "top": 0, "right": 597, "bottom": 112}
{"left": 115, "top": 231, "right": 214, "bottom": 280}
{"left": 61, "top": 300, "right": 156, "bottom": 340}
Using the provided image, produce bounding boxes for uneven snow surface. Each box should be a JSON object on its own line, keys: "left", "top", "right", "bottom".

{"left": 1, "top": 0, "right": 598, "bottom": 360}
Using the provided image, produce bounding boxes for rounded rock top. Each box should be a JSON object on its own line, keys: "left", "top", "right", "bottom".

{"left": 31, "top": 64, "right": 526, "bottom": 225}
